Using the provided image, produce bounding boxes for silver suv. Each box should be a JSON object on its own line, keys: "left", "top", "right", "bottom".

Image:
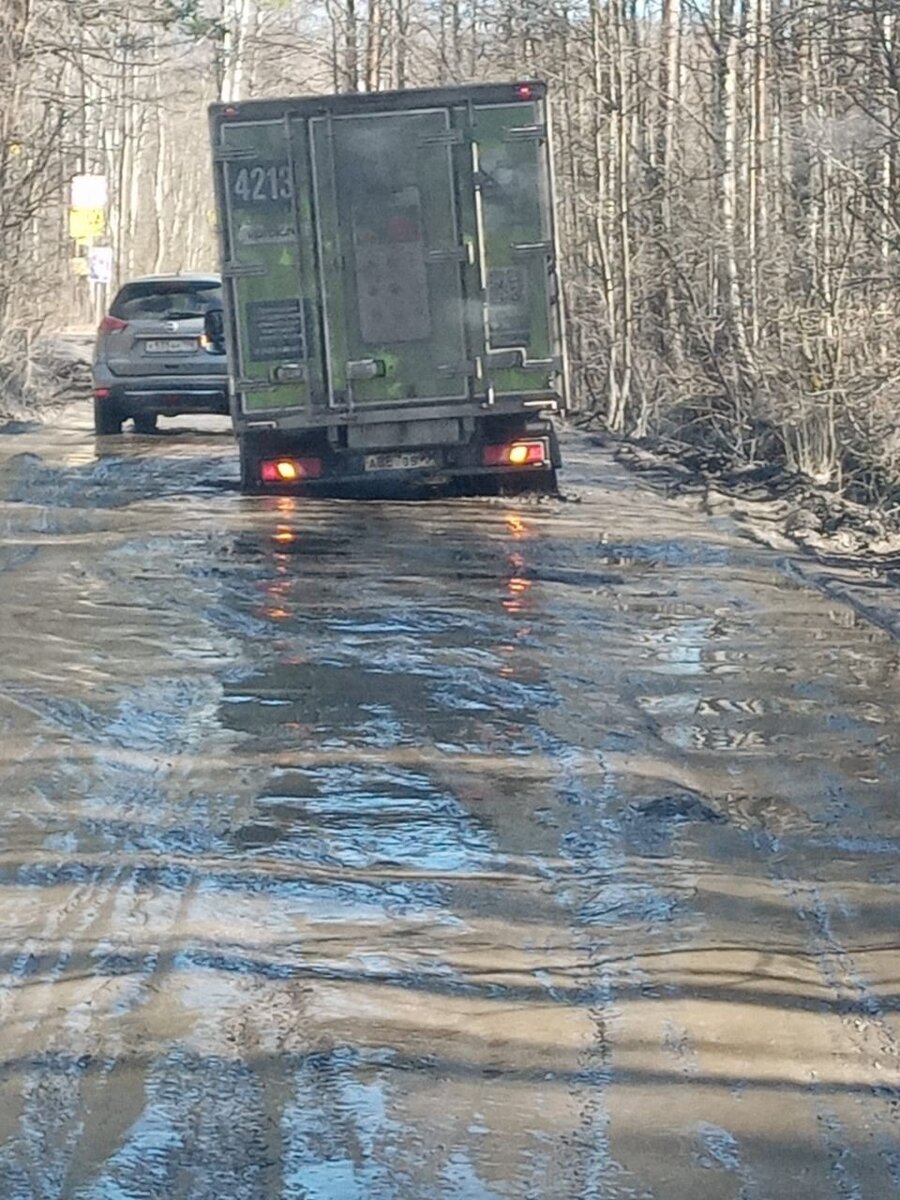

{"left": 92, "top": 273, "right": 228, "bottom": 434}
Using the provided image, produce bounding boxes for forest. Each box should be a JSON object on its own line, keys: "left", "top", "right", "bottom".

{"left": 2, "top": 0, "right": 899, "bottom": 510}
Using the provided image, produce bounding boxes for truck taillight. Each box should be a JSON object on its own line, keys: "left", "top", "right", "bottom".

{"left": 260, "top": 457, "right": 322, "bottom": 483}
{"left": 516, "top": 84, "right": 534, "bottom": 100}
{"left": 483, "top": 440, "right": 548, "bottom": 468}
{"left": 99, "top": 315, "right": 128, "bottom": 334}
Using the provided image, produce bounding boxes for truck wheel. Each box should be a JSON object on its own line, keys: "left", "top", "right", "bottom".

{"left": 132, "top": 413, "right": 157, "bottom": 435}
{"left": 532, "top": 468, "right": 559, "bottom": 496}
{"left": 459, "top": 474, "right": 500, "bottom": 498}
{"left": 239, "top": 445, "right": 261, "bottom": 494}
{"left": 94, "top": 396, "right": 122, "bottom": 436}
{"left": 501, "top": 469, "right": 558, "bottom": 497}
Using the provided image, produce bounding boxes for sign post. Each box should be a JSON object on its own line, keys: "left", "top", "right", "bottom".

{"left": 69, "top": 174, "right": 110, "bottom": 323}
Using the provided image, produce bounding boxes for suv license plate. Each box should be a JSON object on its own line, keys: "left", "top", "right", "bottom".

{"left": 364, "top": 451, "right": 439, "bottom": 472}
{"left": 145, "top": 339, "right": 196, "bottom": 353}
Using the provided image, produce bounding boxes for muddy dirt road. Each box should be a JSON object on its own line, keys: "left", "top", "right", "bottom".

{"left": 0, "top": 402, "right": 898, "bottom": 1199}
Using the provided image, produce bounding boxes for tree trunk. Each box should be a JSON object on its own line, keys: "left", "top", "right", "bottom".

{"left": 365, "top": 0, "right": 383, "bottom": 91}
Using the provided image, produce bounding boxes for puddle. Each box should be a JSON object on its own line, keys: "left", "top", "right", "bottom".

{"left": 0, "top": 410, "right": 898, "bottom": 1197}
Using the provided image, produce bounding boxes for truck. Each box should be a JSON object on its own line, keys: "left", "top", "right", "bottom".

{"left": 207, "top": 81, "right": 567, "bottom": 495}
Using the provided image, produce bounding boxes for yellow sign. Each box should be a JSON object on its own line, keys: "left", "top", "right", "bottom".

{"left": 69, "top": 207, "right": 105, "bottom": 242}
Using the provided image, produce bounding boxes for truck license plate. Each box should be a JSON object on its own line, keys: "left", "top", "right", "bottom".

{"left": 145, "top": 339, "right": 196, "bottom": 353}
{"left": 364, "top": 451, "right": 438, "bottom": 472}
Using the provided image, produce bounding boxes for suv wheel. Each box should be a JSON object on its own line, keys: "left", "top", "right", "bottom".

{"left": 132, "top": 413, "right": 157, "bottom": 435}
{"left": 94, "top": 396, "right": 123, "bottom": 435}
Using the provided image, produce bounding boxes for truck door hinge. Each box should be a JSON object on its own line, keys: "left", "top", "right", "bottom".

{"left": 436, "top": 361, "right": 479, "bottom": 378}
{"left": 236, "top": 378, "right": 277, "bottom": 392}
{"left": 418, "top": 129, "right": 464, "bottom": 147}
{"left": 427, "top": 247, "right": 469, "bottom": 264}
{"left": 503, "top": 124, "right": 547, "bottom": 143}
{"left": 511, "top": 241, "right": 553, "bottom": 258}
{"left": 213, "top": 147, "right": 257, "bottom": 163}
{"left": 522, "top": 357, "right": 561, "bottom": 371}
{"left": 486, "top": 348, "right": 563, "bottom": 372}
{"left": 222, "top": 262, "right": 267, "bottom": 278}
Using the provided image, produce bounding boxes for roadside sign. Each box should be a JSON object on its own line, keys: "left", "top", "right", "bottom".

{"left": 71, "top": 174, "right": 108, "bottom": 209}
{"left": 69, "top": 207, "right": 105, "bottom": 241}
{"left": 88, "top": 246, "right": 113, "bottom": 285}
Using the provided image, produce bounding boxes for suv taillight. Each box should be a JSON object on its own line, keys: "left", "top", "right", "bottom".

{"left": 99, "top": 315, "right": 128, "bottom": 334}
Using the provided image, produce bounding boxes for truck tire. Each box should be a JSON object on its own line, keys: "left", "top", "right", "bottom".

{"left": 239, "top": 443, "right": 261, "bottom": 495}
{"left": 530, "top": 468, "right": 559, "bottom": 496}
{"left": 94, "top": 396, "right": 123, "bottom": 436}
{"left": 500, "top": 468, "right": 558, "bottom": 497}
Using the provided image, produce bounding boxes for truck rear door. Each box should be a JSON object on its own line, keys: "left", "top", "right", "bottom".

{"left": 214, "top": 118, "right": 326, "bottom": 417}
{"left": 308, "top": 108, "right": 471, "bottom": 408}
{"left": 213, "top": 84, "right": 563, "bottom": 420}
{"left": 470, "top": 93, "right": 561, "bottom": 402}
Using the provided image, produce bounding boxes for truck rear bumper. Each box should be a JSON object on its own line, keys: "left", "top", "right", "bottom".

{"left": 239, "top": 421, "right": 562, "bottom": 496}
{"left": 305, "top": 460, "right": 556, "bottom": 492}
{"left": 252, "top": 464, "right": 557, "bottom": 500}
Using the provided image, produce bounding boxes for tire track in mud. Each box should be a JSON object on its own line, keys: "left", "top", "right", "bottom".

{"left": 0, "top": 528, "right": 271, "bottom": 1200}
{"left": 1, "top": 417, "right": 900, "bottom": 1196}
{"left": 783, "top": 880, "right": 900, "bottom": 1195}
{"left": 0, "top": 866, "right": 130, "bottom": 1200}
{"left": 538, "top": 444, "right": 900, "bottom": 1198}
{"left": 0, "top": 734, "right": 207, "bottom": 1196}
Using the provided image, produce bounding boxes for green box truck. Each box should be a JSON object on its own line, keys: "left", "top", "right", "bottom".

{"left": 208, "top": 80, "right": 567, "bottom": 494}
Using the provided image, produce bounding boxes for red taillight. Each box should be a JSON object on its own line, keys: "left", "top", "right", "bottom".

{"left": 94, "top": 387, "right": 110, "bottom": 399}
{"left": 99, "top": 315, "right": 128, "bottom": 334}
{"left": 516, "top": 84, "right": 534, "bottom": 100}
{"left": 260, "top": 457, "right": 322, "bottom": 484}
{"left": 483, "top": 440, "right": 548, "bottom": 468}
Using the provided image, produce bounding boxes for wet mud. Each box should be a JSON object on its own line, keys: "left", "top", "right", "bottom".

{"left": 0, "top": 404, "right": 898, "bottom": 1198}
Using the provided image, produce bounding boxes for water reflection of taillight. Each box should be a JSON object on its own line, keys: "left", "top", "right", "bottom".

{"left": 260, "top": 457, "right": 322, "bottom": 483}
{"left": 98, "top": 315, "right": 128, "bottom": 334}
{"left": 483, "top": 440, "right": 548, "bottom": 467}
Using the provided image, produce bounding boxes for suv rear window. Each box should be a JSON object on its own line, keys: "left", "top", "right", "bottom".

{"left": 111, "top": 280, "right": 223, "bottom": 321}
